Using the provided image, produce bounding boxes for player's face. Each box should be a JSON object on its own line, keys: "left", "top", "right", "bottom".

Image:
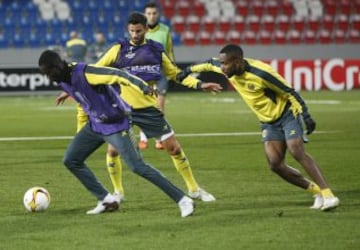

{"left": 128, "top": 23, "right": 147, "bottom": 45}
{"left": 219, "top": 53, "right": 242, "bottom": 78}
{"left": 144, "top": 7, "right": 159, "bottom": 26}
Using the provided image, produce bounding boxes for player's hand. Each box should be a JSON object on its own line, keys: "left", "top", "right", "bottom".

{"left": 200, "top": 82, "right": 223, "bottom": 93}
{"left": 55, "top": 91, "right": 70, "bottom": 105}
{"left": 303, "top": 115, "right": 316, "bottom": 135}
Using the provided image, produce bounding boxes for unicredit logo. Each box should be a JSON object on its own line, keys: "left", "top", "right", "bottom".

{"left": 0, "top": 72, "right": 55, "bottom": 90}
{"left": 270, "top": 59, "right": 360, "bottom": 91}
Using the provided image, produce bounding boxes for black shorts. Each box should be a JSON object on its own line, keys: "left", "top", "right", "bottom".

{"left": 131, "top": 107, "right": 174, "bottom": 139}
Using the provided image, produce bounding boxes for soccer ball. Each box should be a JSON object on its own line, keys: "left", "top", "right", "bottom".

{"left": 23, "top": 187, "right": 51, "bottom": 212}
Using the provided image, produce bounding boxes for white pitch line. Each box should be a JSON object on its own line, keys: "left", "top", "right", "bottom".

{"left": 0, "top": 131, "right": 334, "bottom": 142}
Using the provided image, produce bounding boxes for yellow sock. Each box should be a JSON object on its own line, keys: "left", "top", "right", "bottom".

{"left": 106, "top": 154, "right": 124, "bottom": 195}
{"left": 321, "top": 188, "right": 335, "bottom": 198}
{"left": 307, "top": 181, "right": 321, "bottom": 195}
{"left": 171, "top": 150, "right": 199, "bottom": 192}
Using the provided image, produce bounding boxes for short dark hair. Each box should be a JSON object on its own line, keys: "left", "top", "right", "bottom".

{"left": 128, "top": 12, "right": 147, "bottom": 26}
{"left": 38, "top": 49, "right": 62, "bottom": 67}
{"left": 220, "top": 44, "right": 244, "bottom": 59}
{"left": 144, "top": 2, "right": 159, "bottom": 10}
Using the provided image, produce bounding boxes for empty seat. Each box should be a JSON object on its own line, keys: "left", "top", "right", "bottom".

{"left": 272, "top": 30, "right": 287, "bottom": 44}
{"left": 321, "top": 14, "right": 335, "bottom": 31}
{"left": 323, "top": 0, "right": 337, "bottom": 15}
{"left": 317, "top": 30, "right": 332, "bottom": 43}
{"left": 339, "top": 0, "right": 352, "bottom": 15}
{"left": 335, "top": 14, "right": 350, "bottom": 32}
{"left": 250, "top": 0, "right": 264, "bottom": 16}
{"left": 233, "top": 15, "right": 245, "bottom": 32}
{"left": 226, "top": 30, "right": 241, "bottom": 44}
{"left": 351, "top": 14, "right": 360, "bottom": 30}
{"left": 302, "top": 30, "right": 317, "bottom": 44}
{"left": 246, "top": 14, "right": 261, "bottom": 32}
{"left": 332, "top": 30, "right": 346, "bottom": 43}
{"left": 186, "top": 15, "right": 201, "bottom": 32}
{"left": 276, "top": 14, "right": 291, "bottom": 32}
{"left": 265, "top": 0, "right": 278, "bottom": 16}
{"left": 212, "top": 31, "right": 226, "bottom": 45}
{"left": 198, "top": 31, "right": 212, "bottom": 45}
{"left": 291, "top": 15, "right": 306, "bottom": 32}
{"left": 176, "top": 1, "right": 191, "bottom": 17}
{"left": 307, "top": 16, "right": 321, "bottom": 32}
{"left": 235, "top": 1, "right": 249, "bottom": 16}
{"left": 257, "top": 30, "right": 272, "bottom": 44}
{"left": 287, "top": 30, "right": 302, "bottom": 44}
{"left": 162, "top": 1, "right": 175, "bottom": 17}
{"left": 201, "top": 16, "right": 217, "bottom": 33}
{"left": 347, "top": 28, "right": 360, "bottom": 43}
{"left": 242, "top": 30, "right": 257, "bottom": 44}
{"left": 261, "top": 14, "right": 275, "bottom": 32}
{"left": 171, "top": 15, "right": 186, "bottom": 33}
{"left": 192, "top": 1, "right": 206, "bottom": 17}
{"left": 181, "top": 30, "right": 196, "bottom": 46}
{"left": 280, "top": 0, "right": 294, "bottom": 16}
{"left": 218, "top": 16, "right": 232, "bottom": 32}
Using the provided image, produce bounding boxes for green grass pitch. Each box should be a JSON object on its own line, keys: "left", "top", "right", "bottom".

{"left": 0, "top": 90, "right": 359, "bottom": 250}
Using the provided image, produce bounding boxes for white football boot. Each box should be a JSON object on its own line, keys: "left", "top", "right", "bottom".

{"left": 321, "top": 196, "right": 340, "bottom": 211}
{"left": 178, "top": 196, "right": 194, "bottom": 218}
{"left": 188, "top": 188, "right": 216, "bottom": 202}
{"left": 86, "top": 193, "right": 119, "bottom": 215}
{"left": 310, "top": 194, "right": 323, "bottom": 209}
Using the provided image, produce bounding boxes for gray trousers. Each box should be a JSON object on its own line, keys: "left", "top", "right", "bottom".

{"left": 63, "top": 123, "right": 185, "bottom": 203}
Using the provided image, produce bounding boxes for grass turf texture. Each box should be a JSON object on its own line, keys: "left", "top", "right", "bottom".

{"left": 0, "top": 91, "right": 359, "bottom": 250}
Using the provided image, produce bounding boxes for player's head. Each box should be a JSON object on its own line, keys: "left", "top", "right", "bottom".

{"left": 144, "top": 2, "right": 160, "bottom": 27}
{"left": 94, "top": 32, "right": 105, "bottom": 44}
{"left": 127, "top": 12, "right": 148, "bottom": 45}
{"left": 219, "top": 44, "right": 245, "bottom": 77}
{"left": 69, "top": 31, "right": 78, "bottom": 39}
{"left": 39, "top": 50, "right": 70, "bottom": 83}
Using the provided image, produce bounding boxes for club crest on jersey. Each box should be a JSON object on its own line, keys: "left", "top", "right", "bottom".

{"left": 125, "top": 47, "right": 136, "bottom": 59}
{"left": 248, "top": 83, "right": 255, "bottom": 91}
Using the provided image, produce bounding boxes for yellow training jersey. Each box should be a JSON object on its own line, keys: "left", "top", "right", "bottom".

{"left": 190, "top": 58, "right": 308, "bottom": 123}
{"left": 95, "top": 41, "right": 200, "bottom": 109}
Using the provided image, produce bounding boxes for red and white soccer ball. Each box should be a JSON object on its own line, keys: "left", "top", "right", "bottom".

{"left": 23, "top": 187, "right": 51, "bottom": 212}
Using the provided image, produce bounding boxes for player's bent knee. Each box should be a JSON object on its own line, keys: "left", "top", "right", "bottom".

{"left": 166, "top": 145, "right": 181, "bottom": 155}
{"left": 63, "top": 155, "right": 79, "bottom": 169}
{"left": 107, "top": 147, "right": 119, "bottom": 157}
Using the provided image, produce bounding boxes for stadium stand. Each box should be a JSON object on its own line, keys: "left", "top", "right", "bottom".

{"left": 0, "top": 0, "right": 359, "bottom": 49}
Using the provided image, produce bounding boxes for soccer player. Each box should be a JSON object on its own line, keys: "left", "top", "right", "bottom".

{"left": 65, "top": 31, "right": 87, "bottom": 62}
{"left": 92, "top": 12, "right": 220, "bottom": 203}
{"left": 39, "top": 49, "right": 195, "bottom": 217}
{"left": 177, "top": 44, "right": 340, "bottom": 211}
{"left": 140, "top": 2, "right": 175, "bottom": 149}
{"left": 87, "top": 31, "right": 108, "bottom": 63}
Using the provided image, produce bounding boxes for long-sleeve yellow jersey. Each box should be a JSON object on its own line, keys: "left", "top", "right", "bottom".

{"left": 94, "top": 40, "right": 201, "bottom": 109}
{"left": 189, "top": 58, "right": 309, "bottom": 123}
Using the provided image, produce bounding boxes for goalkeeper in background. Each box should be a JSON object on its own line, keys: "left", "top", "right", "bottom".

{"left": 177, "top": 44, "right": 340, "bottom": 211}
